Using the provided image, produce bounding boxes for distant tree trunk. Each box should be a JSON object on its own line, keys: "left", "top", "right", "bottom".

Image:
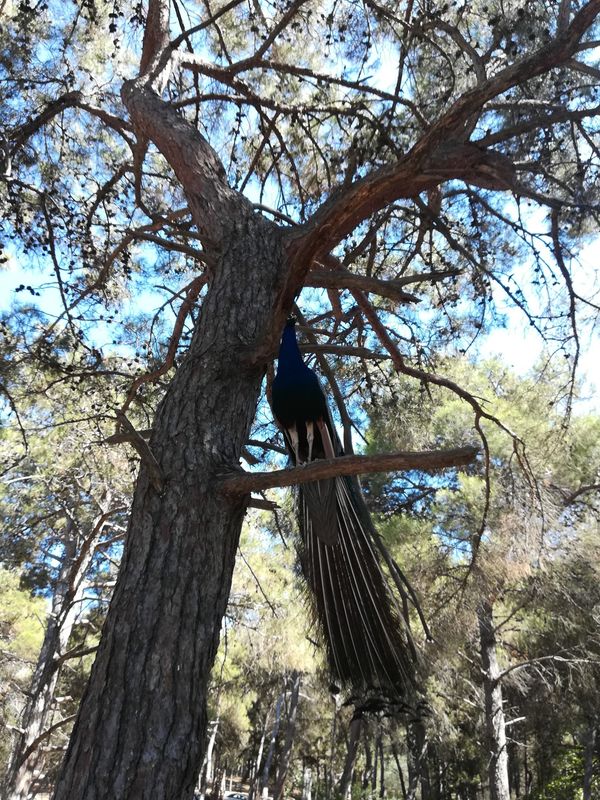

{"left": 582, "top": 718, "right": 597, "bottom": 800}
{"left": 371, "top": 730, "right": 379, "bottom": 797}
{"left": 507, "top": 739, "right": 520, "bottom": 798}
{"left": 428, "top": 741, "right": 442, "bottom": 800}
{"left": 301, "top": 763, "right": 312, "bottom": 800}
{"left": 249, "top": 713, "right": 269, "bottom": 800}
{"left": 328, "top": 696, "right": 339, "bottom": 797}
{"left": 206, "top": 717, "right": 220, "bottom": 786}
{"left": 523, "top": 727, "right": 532, "bottom": 797}
{"left": 212, "top": 764, "right": 225, "bottom": 800}
{"left": 407, "top": 717, "right": 430, "bottom": 800}
{"left": 6, "top": 508, "right": 115, "bottom": 800}
{"left": 477, "top": 600, "right": 510, "bottom": 800}
{"left": 377, "top": 729, "right": 385, "bottom": 798}
{"left": 260, "top": 691, "right": 285, "bottom": 799}
{"left": 390, "top": 741, "right": 408, "bottom": 800}
{"left": 198, "top": 718, "right": 220, "bottom": 798}
{"left": 273, "top": 671, "right": 301, "bottom": 800}
{"left": 363, "top": 724, "right": 374, "bottom": 798}
{"left": 338, "top": 714, "right": 363, "bottom": 799}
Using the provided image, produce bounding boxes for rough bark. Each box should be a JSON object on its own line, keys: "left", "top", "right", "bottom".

{"left": 52, "top": 211, "right": 286, "bottom": 799}
{"left": 477, "top": 600, "right": 510, "bottom": 800}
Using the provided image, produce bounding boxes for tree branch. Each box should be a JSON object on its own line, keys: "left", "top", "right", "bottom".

{"left": 284, "top": 0, "right": 600, "bottom": 268}
{"left": 218, "top": 446, "right": 479, "bottom": 495}
{"left": 493, "top": 654, "right": 600, "bottom": 687}
{"left": 17, "top": 715, "right": 77, "bottom": 769}
{"left": 120, "top": 273, "right": 208, "bottom": 414}
{"left": 140, "top": 0, "right": 170, "bottom": 76}
{"left": 120, "top": 81, "right": 246, "bottom": 245}
{"left": 307, "top": 269, "right": 420, "bottom": 304}
{"left": 562, "top": 483, "right": 600, "bottom": 506}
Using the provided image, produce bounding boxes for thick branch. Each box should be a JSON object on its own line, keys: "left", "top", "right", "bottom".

{"left": 120, "top": 81, "right": 246, "bottom": 243}
{"left": 53, "top": 645, "right": 100, "bottom": 669}
{"left": 285, "top": 142, "right": 516, "bottom": 273}
{"left": 219, "top": 446, "right": 479, "bottom": 495}
{"left": 307, "top": 269, "right": 420, "bottom": 304}
{"left": 140, "top": 0, "right": 170, "bottom": 75}
{"left": 562, "top": 482, "right": 600, "bottom": 506}
{"left": 284, "top": 0, "right": 600, "bottom": 267}
{"left": 12, "top": 92, "right": 83, "bottom": 150}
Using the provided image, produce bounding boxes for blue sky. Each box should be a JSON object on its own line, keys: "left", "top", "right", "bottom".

{"left": 474, "top": 234, "right": 599, "bottom": 411}
{"left": 2, "top": 23, "right": 598, "bottom": 414}
{"left": 2, "top": 232, "right": 598, "bottom": 414}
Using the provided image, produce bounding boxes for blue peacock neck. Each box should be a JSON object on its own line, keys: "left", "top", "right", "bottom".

{"left": 277, "top": 322, "right": 306, "bottom": 374}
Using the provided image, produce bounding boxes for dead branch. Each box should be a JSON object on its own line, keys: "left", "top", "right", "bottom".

{"left": 219, "top": 446, "right": 479, "bottom": 495}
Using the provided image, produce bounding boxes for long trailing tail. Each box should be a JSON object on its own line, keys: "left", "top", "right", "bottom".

{"left": 289, "top": 421, "right": 419, "bottom": 702}
{"left": 272, "top": 317, "right": 420, "bottom": 702}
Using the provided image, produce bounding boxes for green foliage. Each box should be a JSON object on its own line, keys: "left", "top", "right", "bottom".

{"left": 364, "top": 356, "right": 600, "bottom": 798}
{"left": 0, "top": 569, "right": 46, "bottom": 773}
{"left": 534, "top": 747, "right": 599, "bottom": 800}
{"left": 1, "top": 0, "right": 599, "bottom": 795}
{"left": 0, "top": 568, "right": 45, "bottom": 661}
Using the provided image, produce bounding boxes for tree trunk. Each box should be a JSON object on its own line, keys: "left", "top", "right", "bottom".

{"left": 212, "top": 764, "right": 225, "bottom": 800}
{"left": 377, "top": 729, "right": 385, "bottom": 798}
{"left": 477, "top": 600, "right": 510, "bottom": 800}
{"left": 507, "top": 739, "right": 520, "bottom": 799}
{"left": 406, "top": 717, "right": 430, "bottom": 800}
{"left": 273, "top": 671, "right": 301, "bottom": 800}
{"left": 390, "top": 741, "right": 407, "bottom": 800}
{"left": 301, "top": 763, "right": 312, "bottom": 800}
{"left": 6, "top": 510, "right": 113, "bottom": 800}
{"left": 582, "top": 718, "right": 597, "bottom": 800}
{"left": 260, "top": 691, "right": 285, "bottom": 799}
{"left": 329, "top": 697, "right": 339, "bottom": 798}
{"left": 363, "top": 724, "right": 373, "bottom": 799}
{"left": 338, "top": 715, "right": 363, "bottom": 799}
{"left": 52, "top": 213, "right": 287, "bottom": 800}
{"left": 371, "top": 731, "right": 379, "bottom": 797}
{"left": 249, "top": 711, "right": 271, "bottom": 800}
{"left": 198, "top": 717, "right": 220, "bottom": 798}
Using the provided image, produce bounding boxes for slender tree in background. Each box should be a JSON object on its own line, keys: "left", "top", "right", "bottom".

{"left": 1, "top": 0, "right": 599, "bottom": 797}
{"left": 0, "top": 371, "right": 132, "bottom": 798}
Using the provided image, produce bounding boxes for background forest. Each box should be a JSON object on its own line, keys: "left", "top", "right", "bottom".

{"left": 1, "top": 0, "right": 600, "bottom": 799}
{"left": 2, "top": 357, "right": 600, "bottom": 800}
